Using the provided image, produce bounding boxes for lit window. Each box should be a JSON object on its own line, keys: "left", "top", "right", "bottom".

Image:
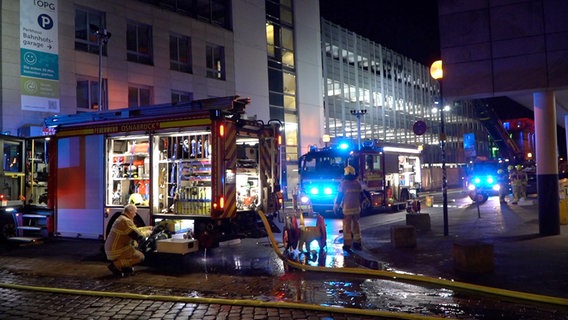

{"left": 206, "top": 44, "right": 225, "bottom": 80}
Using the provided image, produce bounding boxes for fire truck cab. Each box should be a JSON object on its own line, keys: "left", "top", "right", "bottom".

{"left": 42, "top": 96, "right": 281, "bottom": 248}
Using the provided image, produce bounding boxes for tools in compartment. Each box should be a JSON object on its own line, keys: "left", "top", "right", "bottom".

{"left": 159, "top": 134, "right": 213, "bottom": 215}
{"left": 173, "top": 161, "right": 212, "bottom": 215}
{"left": 165, "top": 134, "right": 210, "bottom": 160}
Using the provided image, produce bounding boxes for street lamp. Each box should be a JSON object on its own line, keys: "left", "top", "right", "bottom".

{"left": 92, "top": 25, "right": 111, "bottom": 110}
{"left": 350, "top": 109, "right": 367, "bottom": 150}
{"left": 430, "top": 60, "right": 449, "bottom": 236}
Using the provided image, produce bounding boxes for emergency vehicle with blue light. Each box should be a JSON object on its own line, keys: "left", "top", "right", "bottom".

{"left": 296, "top": 139, "right": 421, "bottom": 216}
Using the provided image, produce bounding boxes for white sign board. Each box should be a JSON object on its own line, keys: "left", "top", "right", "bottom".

{"left": 20, "top": 0, "right": 60, "bottom": 112}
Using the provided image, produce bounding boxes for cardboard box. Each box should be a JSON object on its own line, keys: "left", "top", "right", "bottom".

{"left": 156, "top": 238, "right": 199, "bottom": 254}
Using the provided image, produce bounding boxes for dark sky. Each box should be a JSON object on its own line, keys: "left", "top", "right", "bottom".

{"left": 319, "top": 0, "right": 441, "bottom": 66}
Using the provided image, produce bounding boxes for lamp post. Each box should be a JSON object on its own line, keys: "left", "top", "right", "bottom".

{"left": 430, "top": 60, "right": 449, "bottom": 236}
{"left": 92, "top": 25, "right": 111, "bottom": 110}
{"left": 350, "top": 109, "right": 367, "bottom": 150}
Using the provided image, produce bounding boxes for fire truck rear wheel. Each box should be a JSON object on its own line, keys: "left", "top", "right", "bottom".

{"left": 0, "top": 216, "right": 16, "bottom": 241}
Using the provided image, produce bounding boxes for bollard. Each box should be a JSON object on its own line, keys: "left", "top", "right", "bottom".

{"left": 405, "top": 213, "right": 431, "bottom": 232}
{"left": 390, "top": 225, "right": 416, "bottom": 248}
{"left": 425, "top": 196, "right": 433, "bottom": 207}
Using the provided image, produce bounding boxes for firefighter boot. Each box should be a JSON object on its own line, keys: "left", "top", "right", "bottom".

{"left": 122, "top": 267, "right": 135, "bottom": 276}
{"left": 107, "top": 263, "right": 125, "bottom": 278}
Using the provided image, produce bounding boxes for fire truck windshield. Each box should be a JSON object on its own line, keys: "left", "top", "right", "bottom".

{"left": 302, "top": 155, "right": 346, "bottom": 173}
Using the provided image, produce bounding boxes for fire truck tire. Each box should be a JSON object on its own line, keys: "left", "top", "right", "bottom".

{"left": 0, "top": 214, "right": 17, "bottom": 241}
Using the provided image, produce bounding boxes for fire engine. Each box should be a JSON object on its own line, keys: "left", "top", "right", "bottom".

{"left": 296, "top": 139, "right": 421, "bottom": 216}
{"left": 0, "top": 96, "right": 282, "bottom": 248}
{"left": 0, "top": 133, "right": 51, "bottom": 244}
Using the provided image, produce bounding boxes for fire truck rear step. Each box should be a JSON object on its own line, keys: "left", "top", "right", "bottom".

{"left": 7, "top": 236, "right": 44, "bottom": 244}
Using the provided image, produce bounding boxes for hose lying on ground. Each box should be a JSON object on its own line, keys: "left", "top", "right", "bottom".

{"left": 256, "top": 210, "right": 568, "bottom": 307}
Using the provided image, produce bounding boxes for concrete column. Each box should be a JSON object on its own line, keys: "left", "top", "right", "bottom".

{"left": 534, "top": 91, "right": 560, "bottom": 235}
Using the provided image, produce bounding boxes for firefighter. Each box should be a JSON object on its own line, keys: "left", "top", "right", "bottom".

{"left": 334, "top": 165, "right": 363, "bottom": 251}
{"left": 509, "top": 166, "right": 527, "bottom": 204}
{"left": 104, "top": 204, "right": 153, "bottom": 277}
{"left": 516, "top": 165, "right": 529, "bottom": 200}
{"left": 497, "top": 169, "right": 509, "bottom": 204}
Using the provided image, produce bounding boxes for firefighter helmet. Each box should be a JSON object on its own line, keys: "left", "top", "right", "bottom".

{"left": 344, "top": 165, "right": 356, "bottom": 176}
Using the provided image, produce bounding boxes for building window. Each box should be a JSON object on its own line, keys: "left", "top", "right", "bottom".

{"left": 128, "top": 85, "right": 152, "bottom": 107}
{"left": 77, "top": 77, "right": 107, "bottom": 110}
{"left": 138, "top": 0, "right": 231, "bottom": 30}
{"left": 206, "top": 44, "right": 225, "bottom": 80}
{"left": 75, "top": 6, "right": 106, "bottom": 54}
{"left": 127, "top": 21, "right": 153, "bottom": 65}
{"left": 170, "top": 34, "right": 192, "bottom": 73}
{"left": 171, "top": 90, "right": 193, "bottom": 105}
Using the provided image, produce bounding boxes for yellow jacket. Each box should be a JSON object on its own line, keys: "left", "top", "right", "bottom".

{"left": 335, "top": 178, "right": 363, "bottom": 215}
{"left": 105, "top": 215, "right": 152, "bottom": 261}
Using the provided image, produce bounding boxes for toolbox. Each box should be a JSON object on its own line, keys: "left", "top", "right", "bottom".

{"left": 156, "top": 238, "right": 199, "bottom": 254}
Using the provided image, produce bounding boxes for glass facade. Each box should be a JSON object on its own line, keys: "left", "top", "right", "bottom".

{"left": 320, "top": 19, "right": 490, "bottom": 167}
{"left": 266, "top": 0, "right": 297, "bottom": 190}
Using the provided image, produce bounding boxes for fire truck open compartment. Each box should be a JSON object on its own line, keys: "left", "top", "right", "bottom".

{"left": 43, "top": 96, "right": 280, "bottom": 247}
{"left": 0, "top": 135, "right": 53, "bottom": 243}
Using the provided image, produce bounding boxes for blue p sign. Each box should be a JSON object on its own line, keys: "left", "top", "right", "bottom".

{"left": 38, "top": 14, "right": 53, "bottom": 30}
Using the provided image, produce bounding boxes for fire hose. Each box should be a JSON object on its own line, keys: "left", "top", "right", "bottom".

{"left": 256, "top": 210, "right": 568, "bottom": 307}
{"left": 1, "top": 210, "right": 567, "bottom": 320}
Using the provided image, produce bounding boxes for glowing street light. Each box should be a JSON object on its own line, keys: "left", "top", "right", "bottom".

{"left": 430, "top": 60, "right": 449, "bottom": 237}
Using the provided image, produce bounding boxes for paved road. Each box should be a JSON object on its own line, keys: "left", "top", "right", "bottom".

{"left": 1, "top": 191, "right": 568, "bottom": 319}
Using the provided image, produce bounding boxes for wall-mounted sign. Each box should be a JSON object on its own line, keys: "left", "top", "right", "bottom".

{"left": 20, "top": 0, "right": 60, "bottom": 112}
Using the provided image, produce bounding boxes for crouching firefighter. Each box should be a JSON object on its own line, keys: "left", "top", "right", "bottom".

{"left": 334, "top": 165, "right": 363, "bottom": 251}
{"left": 104, "top": 204, "right": 153, "bottom": 277}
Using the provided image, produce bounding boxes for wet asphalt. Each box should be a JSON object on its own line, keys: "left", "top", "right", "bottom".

{"left": 1, "top": 190, "right": 568, "bottom": 319}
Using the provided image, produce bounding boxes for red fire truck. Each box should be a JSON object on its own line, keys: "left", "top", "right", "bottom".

{"left": 0, "top": 96, "right": 282, "bottom": 248}
{"left": 296, "top": 139, "right": 421, "bottom": 216}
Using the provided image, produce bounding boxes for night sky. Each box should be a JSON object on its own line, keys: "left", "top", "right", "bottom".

{"left": 319, "top": 0, "right": 441, "bottom": 66}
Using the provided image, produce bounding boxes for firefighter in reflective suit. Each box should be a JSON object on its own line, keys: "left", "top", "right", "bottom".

{"left": 105, "top": 204, "right": 153, "bottom": 277}
{"left": 334, "top": 165, "right": 363, "bottom": 251}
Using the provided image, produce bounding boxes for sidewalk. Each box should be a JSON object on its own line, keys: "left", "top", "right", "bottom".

{"left": 357, "top": 193, "right": 568, "bottom": 299}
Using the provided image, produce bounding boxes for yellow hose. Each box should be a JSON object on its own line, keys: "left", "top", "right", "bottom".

{"left": 0, "top": 282, "right": 446, "bottom": 320}
{"left": 257, "top": 210, "right": 568, "bottom": 307}
{"left": 1, "top": 210, "right": 566, "bottom": 320}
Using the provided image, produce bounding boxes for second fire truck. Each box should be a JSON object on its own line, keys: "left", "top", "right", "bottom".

{"left": 296, "top": 139, "right": 421, "bottom": 216}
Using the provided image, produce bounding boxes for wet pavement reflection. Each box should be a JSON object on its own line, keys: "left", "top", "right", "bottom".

{"left": 2, "top": 193, "right": 568, "bottom": 319}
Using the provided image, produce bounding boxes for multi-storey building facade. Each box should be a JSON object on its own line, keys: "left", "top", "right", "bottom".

{"left": 1, "top": 0, "right": 492, "bottom": 195}
{"left": 320, "top": 19, "right": 491, "bottom": 169}
{"left": 3, "top": 0, "right": 324, "bottom": 195}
